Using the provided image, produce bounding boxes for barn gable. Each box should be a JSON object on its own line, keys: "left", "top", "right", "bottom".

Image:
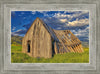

{"left": 22, "top": 17, "right": 54, "bottom": 58}
{"left": 23, "top": 17, "right": 58, "bottom": 41}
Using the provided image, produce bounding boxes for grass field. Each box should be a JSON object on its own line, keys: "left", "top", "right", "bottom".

{"left": 11, "top": 44, "right": 89, "bottom": 63}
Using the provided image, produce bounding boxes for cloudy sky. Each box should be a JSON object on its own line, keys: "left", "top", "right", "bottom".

{"left": 11, "top": 11, "right": 89, "bottom": 42}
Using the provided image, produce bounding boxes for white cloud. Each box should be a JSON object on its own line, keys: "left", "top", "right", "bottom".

{"left": 53, "top": 13, "right": 71, "bottom": 18}
{"left": 67, "top": 18, "right": 89, "bottom": 26}
{"left": 53, "top": 11, "right": 89, "bottom": 21}
{"left": 52, "top": 11, "right": 89, "bottom": 27}
{"left": 59, "top": 19, "right": 67, "bottom": 23}
{"left": 38, "top": 11, "right": 46, "bottom": 13}
{"left": 11, "top": 32, "right": 19, "bottom": 36}
{"left": 56, "top": 27, "right": 62, "bottom": 29}
{"left": 71, "top": 26, "right": 89, "bottom": 37}
{"left": 11, "top": 29, "right": 27, "bottom": 36}
{"left": 16, "top": 29, "right": 22, "bottom": 32}
{"left": 69, "top": 11, "right": 89, "bottom": 20}
{"left": 31, "top": 11, "right": 36, "bottom": 15}
{"left": 44, "top": 14, "right": 49, "bottom": 17}
{"left": 38, "top": 11, "right": 48, "bottom": 16}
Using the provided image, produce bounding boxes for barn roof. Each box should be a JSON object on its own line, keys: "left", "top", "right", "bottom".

{"left": 37, "top": 17, "right": 59, "bottom": 41}
{"left": 24, "top": 17, "right": 81, "bottom": 44}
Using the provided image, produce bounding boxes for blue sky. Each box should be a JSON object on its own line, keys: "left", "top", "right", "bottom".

{"left": 11, "top": 11, "right": 89, "bottom": 42}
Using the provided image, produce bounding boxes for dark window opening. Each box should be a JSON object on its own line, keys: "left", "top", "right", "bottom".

{"left": 27, "top": 40, "right": 31, "bottom": 53}
{"left": 27, "top": 44, "right": 30, "bottom": 53}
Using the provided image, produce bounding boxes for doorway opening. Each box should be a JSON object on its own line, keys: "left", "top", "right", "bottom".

{"left": 52, "top": 40, "right": 55, "bottom": 56}
{"left": 27, "top": 40, "right": 31, "bottom": 53}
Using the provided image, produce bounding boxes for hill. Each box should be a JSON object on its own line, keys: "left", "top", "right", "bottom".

{"left": 81, "top": 41, "right": 89, "bottom": 48}
{"left": 11, "top": 35, "right": 23, "bottom": 45}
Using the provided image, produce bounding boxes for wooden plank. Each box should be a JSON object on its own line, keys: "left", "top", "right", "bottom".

{"left": 54, "top": 42, "right": 58, "bottom": 54}
{"left": 55, "top": 32, "right": 70, "bottom": 52}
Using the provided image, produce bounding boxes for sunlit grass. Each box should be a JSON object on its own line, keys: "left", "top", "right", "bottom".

{"left": 11, "top": 44, "right": 89, "bottom": 63}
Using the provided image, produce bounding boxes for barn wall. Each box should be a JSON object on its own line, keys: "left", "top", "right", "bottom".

{"left": 33, "top": 25, "right": 52, "bottom": 58}
{"left": 22, "top": 18, "right": 52, "bottom": 58}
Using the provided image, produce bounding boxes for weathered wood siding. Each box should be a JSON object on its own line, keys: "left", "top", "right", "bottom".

{"left": 22, "top": 17, "right": 84, "bottom": 58}
{"left": 53, "top": 30, "right": 84, "bottom": 53}
{"left": 22, "top": 18, "right": 52, "bottom": 58}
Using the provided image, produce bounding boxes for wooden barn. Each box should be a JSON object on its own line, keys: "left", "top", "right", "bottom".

{"left": 22, "top": 17, "right": 84, "bottom": 58}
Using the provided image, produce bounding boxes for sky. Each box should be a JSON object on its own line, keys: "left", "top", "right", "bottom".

{"left": 11, "top": 11, "right": 89, "bottom": 42}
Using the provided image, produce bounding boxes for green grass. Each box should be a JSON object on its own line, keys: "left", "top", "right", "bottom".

{"left": 11, "top": 44, "right": 89, "bottom": 63}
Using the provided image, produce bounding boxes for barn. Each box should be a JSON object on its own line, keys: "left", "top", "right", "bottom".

{"left": 22, "top": 17, "right": 84, "bottom": 58}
